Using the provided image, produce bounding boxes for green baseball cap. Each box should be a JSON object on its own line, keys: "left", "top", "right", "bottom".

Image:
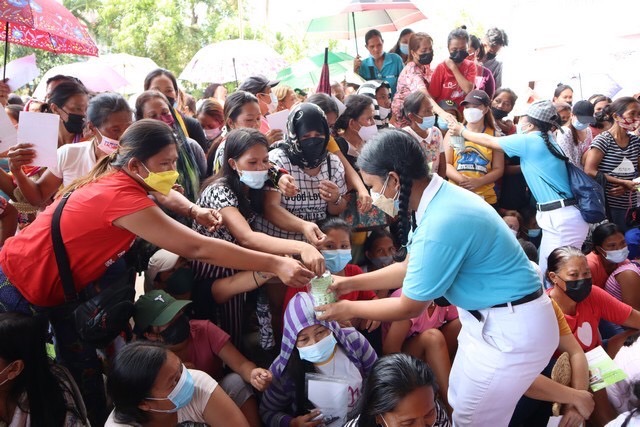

{"left": 134, "top": 290, "right": 191, "bottom": 332}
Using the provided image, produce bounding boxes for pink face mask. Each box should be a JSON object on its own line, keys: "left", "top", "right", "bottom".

{"left": 617, "top": 116, "right": 640, "bottom": 132}
{"left": 160, "top": 113, "right": 175, "bottom": 127}
{"left": 97, "top": 135, "right": 119, "bottom": 155}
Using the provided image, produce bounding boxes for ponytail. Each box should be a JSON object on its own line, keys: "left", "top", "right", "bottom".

{"left": 528, "top": 116, "right": 567, "bottom": 161}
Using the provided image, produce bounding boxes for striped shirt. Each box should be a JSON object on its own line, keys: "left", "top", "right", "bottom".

{"left": 605, "top": 261, "right": 640, "bottom": 302}
{"left": 590, "top": 131, "right": 640, "bottom": 209}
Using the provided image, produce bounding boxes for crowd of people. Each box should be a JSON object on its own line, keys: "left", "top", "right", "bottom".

{"left": 0, "top": 23, "right": 639, "bottom": 427}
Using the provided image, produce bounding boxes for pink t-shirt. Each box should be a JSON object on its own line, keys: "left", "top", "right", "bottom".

{"left": 605, "top": 262, "right": 640, "bottom": 302}
{"left": 383, "top": 289, "right": 458, "bottom": 339}
{"left": 549, "top": 286, "right": 632, "bottom": 352}
{"left": 188, "top": 320, "right": 230, "bottom": 380}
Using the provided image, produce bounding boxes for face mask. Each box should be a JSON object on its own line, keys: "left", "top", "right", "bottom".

{"left": 165, "top": 268, "right": 195, "bottom": 296}
{"left": 562, "top": 278, "right": 592, "bottom": 303}
{"left": 463, "top": 107, "right": 484, "bottom": 124}
{"left": 594, "top": 111, "right": 608, "bottom": 124}
{"left": 492, "top": 107, "right": 509, "bottom": 121}
{"left": 371, "top": 175, "right": 400, "bottom": 217}
{"left": 146, "top": 365, "right": 195, "bottom": 412}
{"left": 267, "top": 92, "right": 278, "bottom": 114}
{"left": 160, "top": 314, "right": 191, "bottom": 345}
{"left": 299, "top": 137, "right": 328, "bottom": 169}
{"left": 449, "top": 50, "right": 469, "bottom": 64}
{"left": 322, "top": 249, "right": 352, "bottom": 273}
{"left": 378, "top": 106, "right": 391, "bottom": 120}
{"left": 437, "top": 116, "right": 449, "bottom": 132}
{"left": 358, "top": 124, "right": 378, "bottom": 142}
{"left": 516, "top": 123, "right": 529, "bottom": 134}
{"left": 239, "top": 169, "right": 269, "bottom": 189}
{"left": 62, "top": 110, "right": 86, "bottom": 134}
{"left": 159, "top": 113, "right": 175, "bottom": 128}
{"left": 510, "top": 229, "right": 518, "bottom": 237}
{"left": 166, "top": 97, "right": 177, "bottom": 108}
{"left": 370, "top": 256, "right": 394, "bottom": 268}
{"left": 527, "top": 228, "right": 541, "bottom": 238}
{"left": 97, "top": 132, "right": 119, "bottom": 155}
{"left": 204, "top": 127, "right": 221, "bottom": 140}
{"left": 297, "top": 333, "right": 337, "bottom": 364}
{"left": 418, "top": 115, "right": 436, "bottom": 130}
{"left": 486, "top": 52, "right": 497, "bottom": 60}
{"left": 418, "top": 52, "right": 433, "bottom": 65}
{"left": 572, "top": 119, "right": 589, "bottom": 131}
{"left": 617, "top": 117, "right": 640, "bottom": 132}
{"left": 0, "top": 362, "right": 16, "bottom": 388}
{"left": 602, "top": 247, "right": 630, "bottom": 264}
{"left": 399, "top": 43, "right": 409, "bottom": 55}
{"left": 137, "top": 163, "right": 180, "bottom": 195}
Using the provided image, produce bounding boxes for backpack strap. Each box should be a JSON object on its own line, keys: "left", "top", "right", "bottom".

{"left": 51, "top": 192, "right": 79, "bottom": 303}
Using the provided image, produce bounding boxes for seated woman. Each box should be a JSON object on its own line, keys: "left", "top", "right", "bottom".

{"left": 106, "top": 341, "right": 249, "bottom": 426}
{"left": 607, "top": 384, "right": 640, "bottom": 426}
{"left": 546, "top": 246, "right": 640, "bottom": 425}
{"left": 133, "top": 290, "right": 272, "bottom": 427}
{"left": 382, "top": 290, "right": 460, "bottom": 412}
{"left": 259, "top": 292, "right": 377, "bottom": 427}
{"left": 0, "top": 313, "right": 89, "bottom": 426}
{"left": 343, "top": 353, "right": 451, "bottom": 427}
{"left": 587, "top": 223, "right": 630, "bottom": 289}
{"left": 196, "top": 98, "right": 224, "bottom": 154}
{"left": 361, "top": 228, "right": 396, "bottom": 272}
{"left": 445, "top": 90, "right": 504, "bottom": 207}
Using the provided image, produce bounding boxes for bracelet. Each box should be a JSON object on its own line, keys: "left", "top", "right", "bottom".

{"left": 460, "top": 127, "right": 465, "bottom": 138}
{"left": 188, "top": 204, "right": 197, "bottom": 219}
{"left": 252, "top": 271, "right": 260, "bottom": 288}
{"left": 333, "top": 194, "right": 343, "bottom": 205}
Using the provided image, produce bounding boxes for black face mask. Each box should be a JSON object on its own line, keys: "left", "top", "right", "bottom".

{"left": 492, "top": 107, "right": 509, "bottom": 121}
{"left": 62, "top": 111, "right": 86, "bottom": 135}
{"left": 485, "top": 52, "right": 497, "bottom": 61}
{"left": 160, "top": 314, "right": 190, "bottom": 345}
{"left": 563, "top": 278, "right": 592, "bottom": 303}
{"left": 418, "top": 52, "right": 433, "bottom": 65}
{"left": 449, "top": 50, "right": 469, "bottom": 64}
{"left": 166, "top": 268, "right": 195, "bottom": 296}
{"left": 299, "top": 137, "right": 328, "bottom": 169}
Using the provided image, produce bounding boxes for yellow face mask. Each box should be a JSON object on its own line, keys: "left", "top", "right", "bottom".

{"left": 137, "top": 162, "right": 179, "bottom": 195}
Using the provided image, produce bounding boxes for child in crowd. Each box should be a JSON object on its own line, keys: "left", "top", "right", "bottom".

{"left": 260, "top": 292, "right": 377, "bottom": 427}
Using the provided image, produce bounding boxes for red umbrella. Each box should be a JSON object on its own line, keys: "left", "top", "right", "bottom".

{"left": 0, "top": 0, "right": 98, "bottom": 78}
{"left": 316, "top": 47, "right": 331, "bottom": 95}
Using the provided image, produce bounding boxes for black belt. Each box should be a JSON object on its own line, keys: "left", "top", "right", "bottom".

{"left": 468, "top": 288, "right": 543, "bottom": 321}
{"left": 536, "top": 198, "right": 577, "bottom": 212}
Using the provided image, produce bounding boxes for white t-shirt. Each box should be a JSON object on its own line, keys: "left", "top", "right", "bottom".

{"left": 315, "top": 346, "right": 363, "bottom": 411}
{"left": 606, "top": 411, "right": 640, "bottom": 426}
{"left": 105, "top": 369, "right": 218, "bottom": 426}
{"left": 48, "top": 141, "right": 98, "bottom": 186}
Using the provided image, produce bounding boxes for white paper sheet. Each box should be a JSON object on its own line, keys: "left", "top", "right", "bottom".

{"left": 266, "top": 109, "right": 289, "bottom": 133}
{"left": 307, "top": 377, "right": 349, "bottom": 427}
{"left": 0, "top": 107, "right": 17, "bottom": 152}
{"left": 17, "top": 112, "right": 59, "bottom": 169}
{"left": 1, "top": 54, "right": 39, "bottom": 91}
{"left": 546, "top": 416, "right": 583, "bottom": 427}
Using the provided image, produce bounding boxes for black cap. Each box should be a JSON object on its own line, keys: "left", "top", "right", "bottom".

{"left": 461, "top": 90, "right": 491, "bottom": 107}
{"left": 437, "top": 99, "right": 458, "bottom": 112}
{"left": 238, "top": 75, "right": 279, "bottom": 95}
{"left": 572, "top": 100, "right": 596, "bottom": 125}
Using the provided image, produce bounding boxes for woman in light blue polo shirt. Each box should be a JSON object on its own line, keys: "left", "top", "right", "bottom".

{"left": 354, "top": 29, "right": 404, "bottom": 96}
{"left": 449, "top": 100, "right": 589, "bottom": 273}
{"left": 317, "top": 129, "right": 559, "bottom": 426}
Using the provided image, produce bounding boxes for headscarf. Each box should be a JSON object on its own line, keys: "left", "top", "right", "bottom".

{"left": 281, "top": 103, "right": 330, "bottom": 169}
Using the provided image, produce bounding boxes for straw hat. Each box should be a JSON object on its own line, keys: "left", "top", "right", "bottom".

{"left": 551, "top": 352, "right": 572, "bottom": 416}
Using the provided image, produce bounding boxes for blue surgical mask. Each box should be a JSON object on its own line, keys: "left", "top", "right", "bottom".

{"left": 370, "top": 256, "right": 394, "bottom": 268}
{"left": 603, "top": 247, "right": 630, "bottom": 264}
{"left": 146, "top": 365, "right": 195, "bottom": 413}
{"left": 418, "top": 115, "right": 436, "bottom": 130}
{"left": 572, "top": 119, "right": 589, "bottom": 131}
{"left": 297, "top": 333, "right": 337, "bottom": 364}
{"left": 322, "top": 249, "right": 352, "bottom": 273}
{"left": 437, "top": 117, "right": 449, "bottom": 132}
{"left": 399, "top": 43, "right": 409, "bottom": 55}
{"left": 239, "top": 169, "right": 268, "bottom": 189}
{"left": 527, "top": 228, "right": 541, "bottom": 238}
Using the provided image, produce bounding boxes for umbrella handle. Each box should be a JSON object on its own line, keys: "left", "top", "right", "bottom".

{"left": 3, "top": 22, "right": 8, "bottom": 81}
{"left": 351, "top": 12, "right": 359, "bottom": 56}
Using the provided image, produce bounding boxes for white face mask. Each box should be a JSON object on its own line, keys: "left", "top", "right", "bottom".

{"left": 602, "top": 247, "right": 629, "bottom": 264}
{"left": 268, "top": 92, "right": 278, "bottom": 114}
{"left": 358, "top": 124, "right": 378, "bottom": 142}
{"left": 378, "top": 106, "right": 391, "bottom": 120}
{"left": 463, "top": 107, "right": 484, "bottom": 124}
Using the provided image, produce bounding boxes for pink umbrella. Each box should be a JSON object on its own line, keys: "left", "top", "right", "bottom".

{"left": 32, "top": 62, "right": 129, "bottom": 99}
{"left": 0, "top": 0, "right": 98, "bottom": 78}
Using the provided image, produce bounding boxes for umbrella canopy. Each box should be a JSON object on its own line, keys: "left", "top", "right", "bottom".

{"left": 90, "top": 53, "right": 160, "bottom": 94}
{"left": 316, "top": 48, "right": 332, "bottom": 95}
{"left": 0, "top": 0, "right": 98, "bottom": 56}
{"left": 179, "top": 39, "right": 288, "bottom": 85}
{"left": 307, "top": 0, "right": 426, "bottom": 52}
{"left": 277, "top": 51, "right": 355, "bottom": 89}
{"left": 32, "top": 61, "right": 128, "bottom": 99}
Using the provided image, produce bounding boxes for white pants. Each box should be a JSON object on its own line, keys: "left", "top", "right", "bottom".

{"left": 449, "top": 295, "right": 559, "bottom": 426}
{"left": 537, "top": 205, "right": 589, "bottom": 275}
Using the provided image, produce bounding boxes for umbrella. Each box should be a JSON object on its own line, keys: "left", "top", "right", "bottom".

{"left": 90, "top": 53, "right": 160, "bottom": 94}
{"left": 277, "top": 51, "right": 355, "bottom": 89}
{"left": 306, "top": 0, "right": 426, "bottom": 55}
{"left": 179, "top": 39, "right": 288, "bottom": 85}
{"left": 32, "top": 61, "right": 129, "bottom": 99}
{"left": 316, "top": 48, "right": 331, "bottom": 95}
{"left": 0, "top": 0, "right": 98, "bottom": 78}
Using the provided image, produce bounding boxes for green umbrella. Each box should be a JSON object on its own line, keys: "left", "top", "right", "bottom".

{"left": 277, "top": 51, "right": 355, "bottom": 89}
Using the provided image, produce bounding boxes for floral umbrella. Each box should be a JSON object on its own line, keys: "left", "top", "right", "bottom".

{"left": 0, "top": 0, "right": 98, "bottom": 77}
